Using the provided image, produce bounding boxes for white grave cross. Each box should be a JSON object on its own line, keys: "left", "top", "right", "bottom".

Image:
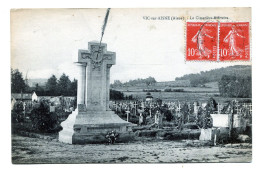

{"left": 126, "top": 107, "right": 130, "bottom": 122}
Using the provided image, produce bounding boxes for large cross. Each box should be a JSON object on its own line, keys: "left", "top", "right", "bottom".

{"left": 77, "top": 42, "right": 116, "bottom": 111}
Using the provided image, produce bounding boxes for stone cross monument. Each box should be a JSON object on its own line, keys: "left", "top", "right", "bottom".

{"left": 59, "top": 41, "right": 135, "bottom": 144}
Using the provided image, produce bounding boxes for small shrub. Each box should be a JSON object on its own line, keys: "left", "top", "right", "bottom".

{"left": 30, "top": 101, "right": 61, "bottom": 133}
{"left": 12, "top": 101, "right": 24, "bottom": 123}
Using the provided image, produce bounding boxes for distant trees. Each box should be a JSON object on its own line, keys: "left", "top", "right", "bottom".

{"left": 34, "top": 83, "right": 45, "bottom": 96}
{"left": 46, "top": 75, "right": 58, "bottom": 95}
{"left": 190, "top": 76, "right": 209, "bottom": 87}
{"left": 176, "top": 65, "right": 251, "bottom": 87}
{"left": 218, "top": 75, "right": 252, "bottom": 98}
{"left": 44, "top": 73, "right": 77, "bottom": 96}
{"left": 11, "top": 69, "right": 27, "bottom": 93}
{"left": 11, "top": 68, "right": 77, "bottom": 96}
{"left": 111, "top": 77, "right": 157, "bottom": 88}
{"left": 111, "top": 80, "right": 123, "bottom": 87}
{"left": 145, "top": 76, "right": 157, "bottom": 87}
{"left": 164, "top": 88, "right": 184, "bottom": 92}
{"left": 57, "top": 73, "right": 72, "bottom": 96}
{"left": 176, "top": 72, "right": 212, "bottom": 87}
{"left": 70, "top": 79, "right": 77, "bottom": 96}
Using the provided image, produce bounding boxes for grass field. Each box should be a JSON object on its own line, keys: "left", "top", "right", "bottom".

{"left": 113, "top": 82, "right": 251, "bottom": 103}
{"left": 114, "top": 82, "right": 218, "bottom": 92}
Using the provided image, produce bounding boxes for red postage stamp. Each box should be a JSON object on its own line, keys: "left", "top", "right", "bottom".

{"left": 186, "top": 22, "right": 218, "bottom": 61}
{"left": 219, "top": 22, "right": 250, "bottom": 61}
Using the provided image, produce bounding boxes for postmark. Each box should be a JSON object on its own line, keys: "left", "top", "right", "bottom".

{"left": 186, "top": 22, "right": 218, "bottom": 61}
{"left": 219, "top": 22, "right": 250, "bottom": 61}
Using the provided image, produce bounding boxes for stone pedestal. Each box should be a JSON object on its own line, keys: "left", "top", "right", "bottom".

{"left": 199, "top": 128, "right": 214, "bottom": 141}
{"left": 59, "top": 41, "right": 135, "bottom": 144}
{"left": 59, "top": 109, "right": 78, "bottom": 144}
{"left": 73, "top": 110, "right": 135, "bottom": 144}
{"left": 199, "top": 128, "right": 229, "bottom": 145}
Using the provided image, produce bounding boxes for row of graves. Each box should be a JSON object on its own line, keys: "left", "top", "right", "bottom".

{"left": 35, "top": 96, "right": 76, "bottom": 121}
{"left": 11, "top": 92, "right": 76, "bottom": 123}
{"left": 38, "top": 96, "right": 76, "bottom": 113}
{"left": 12, "top": 94, "right": 77, "bottom": 134}
{"left": 204, "top": 100, "right": 252, "bottom": 144}
{"left": 109, "top": 98, "right": 252, "bottom": 144}
{"left": 11, "top": 92, "right": 76, "bottom": 114}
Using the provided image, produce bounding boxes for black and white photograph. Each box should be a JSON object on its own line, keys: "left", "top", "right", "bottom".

{"left": 10, "top": 7, "right": 253, "bottom": 164}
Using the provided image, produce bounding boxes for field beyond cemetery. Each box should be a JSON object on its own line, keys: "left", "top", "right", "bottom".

{"left": 114, "top": 82, "right": 251, "bottom": 103}
{"left": 12, "top": 135, "right": 251, "bottom": 163}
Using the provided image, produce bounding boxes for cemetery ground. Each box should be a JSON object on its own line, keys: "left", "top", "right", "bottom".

{"left": 12, "top": 117, "right": 252, "bottom": 163}
{"left": 12, "top": 134, "right": 252, "bottom": 163}
{"left": 11, "top": 81, "right": 252, "bottom": 164}
{"left": 11, "top": 109, "right": 252, "bottom": 163}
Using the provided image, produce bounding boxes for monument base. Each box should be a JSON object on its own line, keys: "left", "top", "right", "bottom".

{"left": 59, "top": 109, "right": 78, "bottom": 144}
{"left": 59, "top": 109, "right": 136, "bottom": 144}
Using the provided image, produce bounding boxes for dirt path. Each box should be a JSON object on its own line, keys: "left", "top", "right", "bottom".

{"left": 12, "top": 135, "right": 252, "bottom": 164}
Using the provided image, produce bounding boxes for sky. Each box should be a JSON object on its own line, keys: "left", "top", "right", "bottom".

{"left": 11, "top": 8, "right": 251, "bottom": 83}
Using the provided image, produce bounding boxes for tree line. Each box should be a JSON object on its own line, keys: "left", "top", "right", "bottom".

{"left": 111, "top": 76, "right": 157, "bottom": 88}
{"left": 11, "top": 68, "right": 130, "bottom": 99}
{"left": 11, "top": 69, "right": 30, "bottom": 93}
{"left": 11, "top": 68, "right": 77, "bottom": 96}
{"left": 175, "top": 65, "right": 251, "bottom": 87}
{"left": 219, "top": 75, "right": 252, "bottom": 98}
{"left": 43, "top": 74, "right": 77, "bottom": 96}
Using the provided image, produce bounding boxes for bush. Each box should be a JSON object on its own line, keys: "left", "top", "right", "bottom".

{"left": 183, "top": 123, "right": 199, "bottom": 129}
{"left": 30, "top": 101, "right": 61, "bottom": 133}
{"left": 163, "top": 130, "right": 201, "bottom": 140}
{"left": 135, "top": 130, "right": 157, "bottom": 137}
{"left": 164, "top": 110, "right": 173, "bottom": 122}
{"left": 110, "top": 89, "right": 125, "bottom": 100}
{"left": 143, "top": 89, "right": 161, "bottom": 92}
{"left": 164, "top": 88, "right": 172, "bottom": 92}
{"left": 164, "top": 88, "right": 184, "bottom": 92}
{"left": 12, "top": 101, "right": 24, "bottom": 123}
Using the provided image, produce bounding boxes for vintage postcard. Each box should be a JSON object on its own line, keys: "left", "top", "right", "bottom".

{"left": 11, "top": 8, "right": 252, "bottom": 163}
